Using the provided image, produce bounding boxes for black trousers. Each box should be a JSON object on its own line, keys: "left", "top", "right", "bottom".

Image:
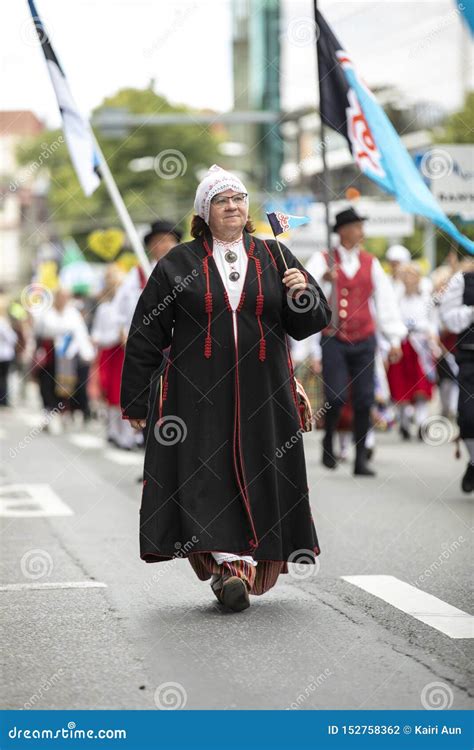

{"left": 457, "top": 357, "right": 474, "bottom": 440}
{"left": 321, "top": 334, "right": 376, "bottom": 460}
{"left": 322, "top": 334, "right": 376, "bottom": 410}
{"left": 0, "top": 360, "right": 11, "bottom": 406}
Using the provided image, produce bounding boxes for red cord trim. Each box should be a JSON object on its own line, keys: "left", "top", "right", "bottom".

{"left": 202, "top": 240, "right": 214, "bottom": 359}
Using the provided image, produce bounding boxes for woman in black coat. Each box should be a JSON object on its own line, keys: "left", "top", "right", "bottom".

{"left": 121, "top": 165, "right": 331, "bottom": 612}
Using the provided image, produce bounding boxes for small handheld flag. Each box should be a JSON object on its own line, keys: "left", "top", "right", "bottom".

{"left": 266, "top": 211, "right": 310, "bottom": 271}
{"left": 28, "top": 0, "right": 100, "bottom": 196}
{"left": 315, "top": 9, "right": 474, "bottom": 255}
{"left": 266, "top": 211, "right": 310, "bottom": 237}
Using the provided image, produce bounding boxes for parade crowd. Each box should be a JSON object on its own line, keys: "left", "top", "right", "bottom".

{"left": 0, "top": 207, "right": 473, "bottom": 494}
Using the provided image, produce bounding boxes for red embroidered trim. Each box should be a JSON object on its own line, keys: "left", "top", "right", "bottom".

{"left": 262, "top": 240, "right": 278, "bottom": 269}
{"left": 202, "top": 240, "right": 214, "bottom": 359}
{"left": 223, "top": 290, "right": 232, "bottom": 312}
{"left": 252, "top": 252, "right": 266, "bottom": 362}
{"left": 162, "top": 357, "right": 172, "bottom": 404}
{"left": 236, "top": 291, "right": 246, "bottom": 312}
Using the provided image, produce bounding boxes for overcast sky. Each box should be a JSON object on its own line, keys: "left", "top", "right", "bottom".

{"left": 1, "top": 0, "right": 472, "bottom": 128}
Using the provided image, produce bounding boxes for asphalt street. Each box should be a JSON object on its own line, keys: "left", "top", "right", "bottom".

{"left": 1, "top": 405, "right": 472, "bottom": 711}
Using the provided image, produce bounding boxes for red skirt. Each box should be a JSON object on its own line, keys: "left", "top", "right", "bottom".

{"left": 387, "top": 339, "right": 433, "bottom": 404}
{"left": 97, "top": 344, "right": 125, "bottom": 406}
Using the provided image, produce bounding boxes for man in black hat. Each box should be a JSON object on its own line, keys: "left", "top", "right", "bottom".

{"left": 115, "top": 220, "right": 183, "bottom": 340}
{"left": 306, "top": 207, "right": 405, "bottom": 476}
{"left": 110, "top": 220, "right": 182, "bottom": 452}
{"left": 143, "top": 220, "right": 183, "bottom": 265}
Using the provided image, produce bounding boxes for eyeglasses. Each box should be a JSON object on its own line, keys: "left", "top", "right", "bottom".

{"left": 211, "top": 193, "right": 248, "bottom": 207}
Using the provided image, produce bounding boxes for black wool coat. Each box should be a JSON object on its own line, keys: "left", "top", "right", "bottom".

{"left": 120, "top": 231, "right": 331, "bottom": 564}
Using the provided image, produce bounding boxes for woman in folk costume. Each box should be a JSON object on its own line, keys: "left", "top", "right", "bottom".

{"left": 387, "top": 263, "right": 440, "bottom": 440}
{"left": 91, "top": 265, "right": 138, "bottom": 449}
{"left": 121, "top": 165, "right": 331, "bottom": 612}
{"left": 33, "top": 288, "right": 95, "bottom": 432}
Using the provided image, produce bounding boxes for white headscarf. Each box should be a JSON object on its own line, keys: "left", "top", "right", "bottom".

{"left": 194, "top": 164, "right": 247, "bottom": 224}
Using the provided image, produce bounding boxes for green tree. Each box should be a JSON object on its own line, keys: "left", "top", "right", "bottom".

{"left": 17, "top": 86, "right": 222, "bottom": 251}
{"left": 437, "top": 92, "right": 474, "bottom": 144}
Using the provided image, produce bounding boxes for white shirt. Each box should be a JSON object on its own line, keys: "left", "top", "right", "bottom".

{"left": 397, "top": 292, "right": 438, "bottom": 336}
{"left": 113, "top": 263, "right": 156, "bottom": 335}
{"left": 0, "top": 318, "right": 17, "bottom": 362}
{"left": 34, "top": 304, "right": 95, "bottom": 362}
{"left": 212, "top": 236, "right": 248, "bottom": 342}
{"left": 440, "top": 271, "right": 474, "bottom": 334}
{"left": 306, "top": 245, "right": 407, "bottom": 346}
{"left": 91, "top": 300, "right": 122, "bottom": 348}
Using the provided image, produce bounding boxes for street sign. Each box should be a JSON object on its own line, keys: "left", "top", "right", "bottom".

{"left": 426, "top": 144, "right": 474, "bottom": 220}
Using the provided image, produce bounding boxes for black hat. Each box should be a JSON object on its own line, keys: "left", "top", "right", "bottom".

{"left": 333, "top": 207, "right": 367, "bottom": 231}
{"left": 144, "top": 220, "right": 182, "bottom": 246}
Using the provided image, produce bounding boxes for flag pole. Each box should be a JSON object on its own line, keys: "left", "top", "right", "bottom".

{"left": 273, "top": 235, "right": 289, "bottom": 271}
{"left": 314, "top": 0, "right": 338, "bottom": 329}
{"left": 90, "top": 131, "right": 152, "bottom": 276}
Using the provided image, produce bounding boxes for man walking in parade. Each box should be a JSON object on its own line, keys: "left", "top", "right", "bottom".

{"left": 440, "top": 259, "right": 474, "bottom": 493}
{"left": 306, "top": 207, "right": 406, "bottom": 476}
{"left": 112, "top": 220, "right": 182, "bottom": 450}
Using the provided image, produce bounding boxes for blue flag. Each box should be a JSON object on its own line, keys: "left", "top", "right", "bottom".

{"left": 267, "top": 211, "right": 309, "bottom": 237}
{"left": 28, "top": 0, "right": 101, "bottom": 196}
{"left": 316, "top": 9, "right": 474, "bottom": 254}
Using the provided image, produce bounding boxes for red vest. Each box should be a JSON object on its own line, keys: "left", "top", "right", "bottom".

{"left": 322, "top": 248, "right": 375, "bottom": 343}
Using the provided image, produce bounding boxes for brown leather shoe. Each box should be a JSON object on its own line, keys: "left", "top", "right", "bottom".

{"left": 210, "top": 574, "right": 224, "bottom": 603}
{"left": 220, "top": 575, "right": 250, "bottom": 612}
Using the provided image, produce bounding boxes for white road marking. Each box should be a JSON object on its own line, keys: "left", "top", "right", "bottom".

{"left": 0, "top": 484, "right": 74, "bottom": 517}
{"left": 342, "top": 575, "right": 474, "bottom": 639}
{"left": 0, "top": 581, "right": 107, "bottom": 592}
{"left": 68, "top": 434, "right": 105, "bottom": 450}
{"left": 104, "top": 449, "right": 144, "bottom": 466}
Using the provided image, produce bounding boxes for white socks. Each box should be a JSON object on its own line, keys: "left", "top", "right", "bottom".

{"left": 211, "top": 552, "right": 258, "bottom": 567}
